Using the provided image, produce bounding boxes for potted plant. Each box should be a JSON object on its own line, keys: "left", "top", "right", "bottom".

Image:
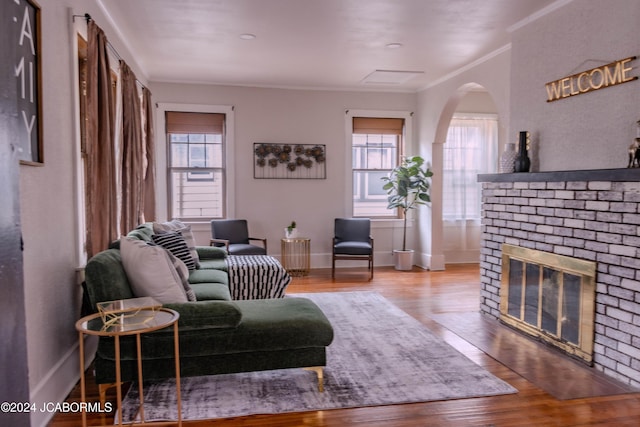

{"left": 284, "top": 221, "right": 298, "bottom": 238}
{"left": 381, "top": 156, "right": 433, "bottom": 270}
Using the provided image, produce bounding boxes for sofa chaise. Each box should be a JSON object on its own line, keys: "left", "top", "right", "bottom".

{"left": 84, "top": 222, "right": 334, "bottom": 404}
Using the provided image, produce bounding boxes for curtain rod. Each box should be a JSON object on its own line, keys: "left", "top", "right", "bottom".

{"left": 72, "top": 13, "right": 146, "bottom": 90}
{"left": 72, "top": 13, "right": 92, "bottom": 23}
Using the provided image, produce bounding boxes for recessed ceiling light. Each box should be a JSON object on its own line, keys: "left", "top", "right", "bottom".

{"left": 385, "top": 43, "right": 403, "bottom": 49}
{"left": 239, "top": 33, "right": 256, "bottom": 40}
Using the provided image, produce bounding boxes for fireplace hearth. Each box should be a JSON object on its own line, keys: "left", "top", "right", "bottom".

{"left": 500, "top": 244, "right": 596, "bottom": 364}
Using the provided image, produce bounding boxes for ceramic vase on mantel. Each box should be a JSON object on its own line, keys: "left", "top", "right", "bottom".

{"left": 514, "top": 131, "right": 531, "bottom": 173}
{"left": 499, "top": 143, "right": 517, "bottom": 173}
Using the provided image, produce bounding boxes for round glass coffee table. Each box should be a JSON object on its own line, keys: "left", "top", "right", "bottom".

{"left": 76, "top": 306, "right": 181, "bottom": 426}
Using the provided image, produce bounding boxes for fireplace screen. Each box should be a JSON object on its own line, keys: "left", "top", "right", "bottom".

{"left": 501, "top": 244, "right": 596, "bottom": 364}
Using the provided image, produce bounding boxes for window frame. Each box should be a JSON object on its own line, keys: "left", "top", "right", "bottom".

{"left": 345, "top": 110, "right": 412, "bottom": 219}
{"left": 156, "top": 103, "right": 235, "bottom": 223}
{"left": 352, "top": 132, "right": 402, "bottom": 218}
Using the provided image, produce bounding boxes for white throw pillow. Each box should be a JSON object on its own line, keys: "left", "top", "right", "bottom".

{"left": 120, "top": 237, "right": 188, "bottom": 303}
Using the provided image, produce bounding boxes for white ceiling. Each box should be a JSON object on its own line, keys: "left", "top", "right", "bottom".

{"left": 99, "top": 0, "right": 559, "bottom": 92}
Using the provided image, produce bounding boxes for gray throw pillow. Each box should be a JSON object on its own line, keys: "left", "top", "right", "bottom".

{"left": 120, "top": 237, "right": 189, "bottom": 304}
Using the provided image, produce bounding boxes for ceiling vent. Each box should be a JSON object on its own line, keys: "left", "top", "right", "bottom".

{"left": 361, "top": 70, "right": 424, "bottom": 85}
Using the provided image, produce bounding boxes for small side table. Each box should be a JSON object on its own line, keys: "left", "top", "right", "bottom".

{"left": 76, "top": 307, "right": 181, "bottom": 426}
{"left": 281, "top": 237, "right": 311, "bottom": 276}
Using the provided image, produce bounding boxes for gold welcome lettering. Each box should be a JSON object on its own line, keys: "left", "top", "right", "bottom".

{"left": 545, "top": 57, "right": 637, "bottom": 102}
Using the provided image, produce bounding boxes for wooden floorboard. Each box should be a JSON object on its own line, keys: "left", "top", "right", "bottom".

{"left": 48, "top": 264, "right": 640, "bottom": 426}
{"left": 431, "top": 311, "right": 637, "bottom": 400}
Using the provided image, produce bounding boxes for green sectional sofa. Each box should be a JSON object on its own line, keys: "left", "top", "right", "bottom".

{"left": 84, "top": 223, "right": 334, "bottom": 403}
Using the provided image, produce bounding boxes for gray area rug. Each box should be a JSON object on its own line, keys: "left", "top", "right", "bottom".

{"left": 120, "top": 291, "right": 517, "bottom": 422}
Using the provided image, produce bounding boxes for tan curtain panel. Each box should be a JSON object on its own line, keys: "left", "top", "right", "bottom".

{"left": 119, "top": 60, "right": 144, "bottom": 234}
{"left": 142, "top": 87, "right": 156, "bottom": 222}
{"left": 166, "top": 112, "right": 224, "bottom": 134}
{"left": 85, "top": 21, "right": 117, "bottom": 258}
{"left": 353, "top": 117, "right": 404, "bottom": 135}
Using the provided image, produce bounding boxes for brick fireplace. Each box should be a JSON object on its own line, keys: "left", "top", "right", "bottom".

{"left": 478, "top": 168, "right": 640, "bottom": 387}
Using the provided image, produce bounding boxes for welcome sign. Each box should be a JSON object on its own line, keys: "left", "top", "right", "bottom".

{"left": 545, "top": 56, "right": 637, "bottom": 102}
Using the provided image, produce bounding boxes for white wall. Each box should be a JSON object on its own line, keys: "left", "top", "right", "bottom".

{"left": 455, "top": 91, "right": 498, "bottom": 114}
{"left": 510, "top": 0, "right": 640, "bottom": 171}
{"left": 149, "top": 83, "right": 418, "bottom": 268}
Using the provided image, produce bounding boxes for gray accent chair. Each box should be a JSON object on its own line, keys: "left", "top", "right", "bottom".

{"left": 211, "top": 219, "right": 267, "bottom": 255}
{"left": 332, "top": 218, "right": 374, "bottom": 279}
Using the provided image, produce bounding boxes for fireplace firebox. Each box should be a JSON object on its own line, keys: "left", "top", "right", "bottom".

{"left": 500, "top": 244, "right": 596, "bottom": 364}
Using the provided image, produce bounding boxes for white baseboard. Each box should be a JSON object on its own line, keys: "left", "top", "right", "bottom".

{"left": 305, "top": 251, "right": 396, "bottom": 269}
{"left": 443, "top": 249, "right": 480, "bottom": 264}
{"left": 283, "top": 251, "right": 447, "bottom": 270}
{"left": 30, "top": 336, "right": 97, "bottom": 427}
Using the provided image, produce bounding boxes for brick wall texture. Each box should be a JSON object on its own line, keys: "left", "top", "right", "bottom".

{"left": 480, "top": 180, "right": 640, "bottom": 387}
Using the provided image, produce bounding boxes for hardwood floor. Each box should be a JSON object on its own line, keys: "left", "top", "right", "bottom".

{"left": 49, "top": 264, "right": 640, "bottom": 426}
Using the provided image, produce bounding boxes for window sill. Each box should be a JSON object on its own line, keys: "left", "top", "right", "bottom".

{"left": 371, "top": 218, "right": 411, "bottom": 229}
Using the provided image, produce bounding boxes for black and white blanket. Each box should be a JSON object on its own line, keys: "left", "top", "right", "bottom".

{"left": 225, "top": 255, "right": 292, "bottom": 300}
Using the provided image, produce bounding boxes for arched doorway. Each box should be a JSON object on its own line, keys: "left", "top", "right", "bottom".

{"left": 432, "top": 83, "right": 504, "bottom": 265}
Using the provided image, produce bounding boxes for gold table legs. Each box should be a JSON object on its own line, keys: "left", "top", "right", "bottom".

{"left": 281, "top": 238, "right": 311, "bottom": 276}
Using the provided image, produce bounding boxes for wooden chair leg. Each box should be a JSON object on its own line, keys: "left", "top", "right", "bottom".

{"left": 331, "top": 255, "right": 335, "bottom": 278}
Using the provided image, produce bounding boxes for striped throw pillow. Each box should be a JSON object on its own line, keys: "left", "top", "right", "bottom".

{"left": 152, "top": 221, "right": 201, "bottom": 268}
{"left": 152, "top": 232, "right": 197, "bottom": 270}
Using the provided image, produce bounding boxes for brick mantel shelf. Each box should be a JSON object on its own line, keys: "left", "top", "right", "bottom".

{"left": 478, "top": 168, "right": 640, "bottom": 184}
